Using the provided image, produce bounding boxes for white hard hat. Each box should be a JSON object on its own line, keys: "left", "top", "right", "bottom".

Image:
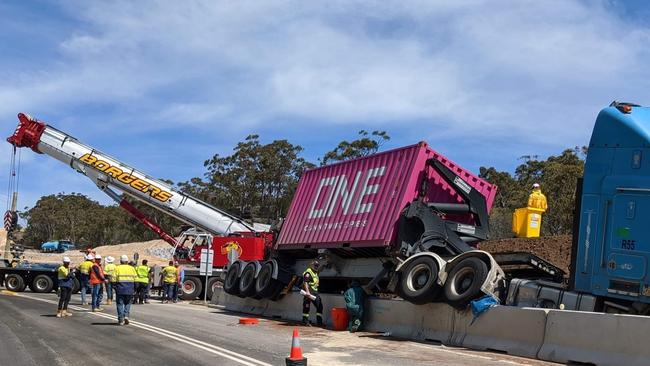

{"left": 63, "top": 257, "right": 71, "bottom": 263}
{"left": 95, "top": 254, "right": 102, "bottom": 260}
{"left": 87, "top": 254, "right": 95, "bottom": 260}
{"left": 120, "top": 254, "right": 129, "bottom": 262}
{"left": 532, "top": 183, "right": 540, "bottom": 188}
{"left": 105, "top": 256, "right": 115, "bottom": 263}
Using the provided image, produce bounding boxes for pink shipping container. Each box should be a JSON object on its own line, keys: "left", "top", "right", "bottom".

{"left": 276, "top": 142, "right": 497, "bottom": 250}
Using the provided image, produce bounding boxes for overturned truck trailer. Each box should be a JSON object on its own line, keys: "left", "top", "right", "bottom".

{"left": 227, "top": 142, "right": 526, "bottom": 308}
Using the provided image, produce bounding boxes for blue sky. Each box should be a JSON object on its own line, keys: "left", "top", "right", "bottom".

{"left": 1, "top": 0, "right": 649, "bottom": 211}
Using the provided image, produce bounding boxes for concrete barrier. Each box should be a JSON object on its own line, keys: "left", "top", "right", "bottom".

{"left": 215, "top": 291, "right": 457, "bottom": 342}
{"left": 538, "top": 310, "right": 650, "bottom": 366}
{"left": 214, "top": 289, "right": 650, "bottom": 365}
{"left": 454, "top": 306, "right": 548, "bottom": 358}
{"left": 364, "top": 299, "right": 456, "bottom": 344}
{"left": 222, "top": 293, "right": 268, "bottom": 316}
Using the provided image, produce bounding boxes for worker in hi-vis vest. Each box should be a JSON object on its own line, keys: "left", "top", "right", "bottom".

{"left": 135, "top": 259, "right": 151, "bottom": 305}
{"left": 161, "top": 261, "right": 178, "bottom": 303}
{"left": 56, "top": 256, "right": 74, "bottom": 318}
{"left": 301, "top": 260, "right": 323, "bottom": 327}
{"left": 103, "top": 256, "right": 116, "bottom": 305}
{"left": 78, "top": 254, "right": 94, "bottom": 305}
{"left": 114, "top": 255, "right": 138, "bottom": 325}
{"left": 89, "top": 254, "right": 107, "bottom": 312}
{"left": 528, "top": 183, "right": 548, "bottom": 212}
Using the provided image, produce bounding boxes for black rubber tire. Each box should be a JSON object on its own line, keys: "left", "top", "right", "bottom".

{"left": 180, "top": 276, "right": 203, "bottom": 300}
{"left": 206, "top": 277, "right": 223, "bottom": 300}
{"left": 444, "top": 257, "right": 489, "bottom": 309}
{"left": 31, "top": 274, "right": 54, "bottom": 293}
{"left": 238, "top": 262, "right": 258, "bottom": 298}
{"left": 254, "top": 261, "right": 279, "bottom": 299}
{"left": 223, "top": 262, "right": 242, "bottom": 295}
{"left": 267, "top": 281, "right": 285, "bottom": 301}
{"left": 396, "top": 256, "right": 441, "bottom": 305}
{"left": 72, "top": 277, "right": 80, "bottom": 294}
{"left": 5, "top": 274, "right": 26, "bottom": 292}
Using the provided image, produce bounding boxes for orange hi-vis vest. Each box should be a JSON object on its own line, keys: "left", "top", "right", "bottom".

{"left": 90, "top": 263, "right": 105, "bottom": 285}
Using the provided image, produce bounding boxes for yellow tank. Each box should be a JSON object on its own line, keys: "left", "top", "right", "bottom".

{"left": 512, "top": 207, "right": 545, "bottom": 238}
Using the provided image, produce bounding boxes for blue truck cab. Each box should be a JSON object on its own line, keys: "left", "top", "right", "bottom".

{"left": 40, "top": 240, "right": 76, "bottom": 253}
{"left": 572, "top": 102, "right": 650, "bottom": 306}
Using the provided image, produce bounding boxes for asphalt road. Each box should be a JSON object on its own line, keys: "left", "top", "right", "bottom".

{"left": 0, "top": 290, "right": 558, "bottom": 366}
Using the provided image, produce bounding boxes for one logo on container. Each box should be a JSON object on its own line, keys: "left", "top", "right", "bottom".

{"left": 304, "top": 166, "right": 386, "bottom": 232}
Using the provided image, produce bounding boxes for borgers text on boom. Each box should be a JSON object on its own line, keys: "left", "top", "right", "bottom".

{"left": 79, "top": 153, "right": 172, "bottom": 202}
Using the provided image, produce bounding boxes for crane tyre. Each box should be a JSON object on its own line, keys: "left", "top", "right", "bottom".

{"left": 254, "top": 261, "right": 279, "bottom": 299}
{"left": 206, "top": 277, "right": 223, "bottom": 300}
{"left": 223, "top": 262, "right": 242, "bottom": 295}
{"left": 180, "top": 276, "right": 203, "bottom": 300}
{"left": 268, "top": 281, "right": 285, "bottom": 301}
{"left": 238, "top": 262, "right": 258, "bottom": 298}
{"left": 444, "top": 257, "right": 489, "bottom": 309}
{"left": 5, "top": 274, "right": 26, "bottom": 292}
{"left": 31, "top": 274, "right": 54, "bottom": 293}
{"left": 396, "top": 256, "right": 441, "bottom": 305}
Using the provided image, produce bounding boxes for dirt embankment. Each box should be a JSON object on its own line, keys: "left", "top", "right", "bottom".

{"left": 18, "top": 239, "right": 174, "bottom": 266}
{"left": 480, "top": 235, "right": 572, "bottom": 274}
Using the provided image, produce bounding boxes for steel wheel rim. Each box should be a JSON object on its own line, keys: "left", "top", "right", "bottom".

{"left": 452, "top": 267, "right": 475, "bottom": 295}
{"left": 184, "top": 281, "right": 195, "bottom": 293}
{"left": 36, "top": 278, "right": 48, "bottom": 290}
{"left": 407, "top": 263, "right": 432, "bottom": 292}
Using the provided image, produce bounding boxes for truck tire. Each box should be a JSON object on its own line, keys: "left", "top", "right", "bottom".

{"left": 268, "top": 283, "right": 285, "bottom": 301}
{"left": 238, "top": 262, "right": 258, "bottom": 298}
{"left": 31, "top": 275, "right": 54, "bottom": 293}
{"left": 224, "top": 262, "right": 242, "bottom": 295}
{"left": 180, "top": 276, "right": 203, "bottom": 300}
{"left": 397, "top": 256, "right": 441, "bottom": 304}
{"left": 444, "top": 257, "right": 488, "bottom": 308}
{"left": 5, "top": 274, "right": 26, "bottom": 292}
{"left": 254, "top": 261, "right": 277, "bottom": 299}
{"left": 206, "top": 277, "right": 223, "bottom": 300}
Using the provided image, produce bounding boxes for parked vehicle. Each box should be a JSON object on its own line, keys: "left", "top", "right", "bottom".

{"left": 40, "top": 240, "right": 76, "bottom": 253}
{"left": 0, "top": 259, "right": 80, "bottom": 294}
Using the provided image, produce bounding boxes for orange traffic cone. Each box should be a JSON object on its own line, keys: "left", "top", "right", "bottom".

{"left": 285, "top": 328, "right": 307, "bottom": 366}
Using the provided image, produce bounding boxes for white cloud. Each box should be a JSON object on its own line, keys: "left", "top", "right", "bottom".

{"left": 3, "top": 1, "right": 646, "bottom": 133}
{"left": 1, "top": 0, "right": 650, "bottom": 208}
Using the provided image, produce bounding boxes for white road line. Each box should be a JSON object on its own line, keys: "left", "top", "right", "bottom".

{"left": 11, "top": 293, "right": 272, "bottom": 366}
{"left": 410, "top": 342, "right": 533, "bottom": 365}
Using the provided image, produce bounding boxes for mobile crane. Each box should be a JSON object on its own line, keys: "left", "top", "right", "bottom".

{"left": 4, "top": 113, "right": 270, "bottom": 299}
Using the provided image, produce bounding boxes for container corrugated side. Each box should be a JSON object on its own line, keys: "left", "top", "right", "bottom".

{"left": 276, "top": 142, "right": 497, "bottom": 250}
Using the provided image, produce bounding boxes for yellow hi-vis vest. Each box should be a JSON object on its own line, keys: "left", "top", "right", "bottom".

{"left": 114, "top": 264, "right": 137, "bottom": 283}
{"left": 58, "top": 265, "right": 70, "bottom": 280}
{"left": 104, "top": 263, "right": 116, "bottom": 277}
{"left": 162, "top": 266, "right": 177, "bottom": 284}
{"left": 528, "top": 189, "right": 548, "bottom": 212}
{"left": 303, "top": 268, "right": 319, "bottom": 293}
{"left": 136, "top": 265, "right": 150, "bottom": 283}
{"left": 79, "top": 260, "right": 93, "bottom": 275}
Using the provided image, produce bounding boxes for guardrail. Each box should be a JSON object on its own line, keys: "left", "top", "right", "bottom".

{"left": 212, "top": 291, "right": 650, "bottom": 365}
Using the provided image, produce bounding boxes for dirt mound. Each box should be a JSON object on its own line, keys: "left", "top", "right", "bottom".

{"left": 19, "top": 239, "right": 174, "bottom": 266}
{"left": 0, "top": 229, "right": 7, "bottom": 254}
{"left": 481, "top": 235, "right": 572, "bottom": 275}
